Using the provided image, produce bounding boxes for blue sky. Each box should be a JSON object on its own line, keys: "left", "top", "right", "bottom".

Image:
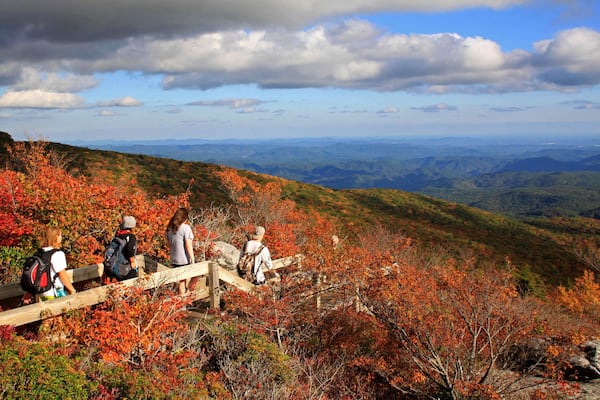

{"left": 0, "top": 0, "right": 599, "bottom": 143}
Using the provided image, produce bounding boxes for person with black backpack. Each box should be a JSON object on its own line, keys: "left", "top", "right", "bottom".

{"left": 22, "top": 226, "right": 76, "bottom": 304}
{"left": 102, "top": 215, "right": 138, "bottom": 283}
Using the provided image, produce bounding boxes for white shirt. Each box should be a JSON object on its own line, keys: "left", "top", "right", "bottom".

{"left": 40, "top": 247, "right": 67, "bottom": 297}
{"left": 242, "top": 239, "right": 273, "bottom": 284}
{"left": 167, "top": 223, "right": 194, "bottom": 265}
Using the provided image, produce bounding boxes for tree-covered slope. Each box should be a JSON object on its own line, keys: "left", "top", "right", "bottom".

{"left": 42, "top": 141, "right": 596, "bottom": 287}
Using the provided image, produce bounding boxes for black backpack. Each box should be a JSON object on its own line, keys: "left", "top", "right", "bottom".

{"left": 21, "top": 248, "right": 59, "bottom": 295}
{"left": 237, "top": 244, "right": 264, "bottom": 283}
{"left": 103, "top": 236, "right": 132, "bottom": 279}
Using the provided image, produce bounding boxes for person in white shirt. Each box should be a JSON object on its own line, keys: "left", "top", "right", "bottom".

{"left": 240, "top": 226, "right": 278, "bottom": 285}
{"left": 21, "top": 226, "right": 77, "bottom": 303}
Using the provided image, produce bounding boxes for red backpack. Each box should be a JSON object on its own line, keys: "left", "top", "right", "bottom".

{"left": 21, "top": 248, "right": 59, "bottom": 294}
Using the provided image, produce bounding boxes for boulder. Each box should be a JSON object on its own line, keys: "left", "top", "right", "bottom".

{"left": 567, "top": 339, "right": 600, "bottom": 381}
{"left": 211, "top": 241, "right": 240, "bottom": 271}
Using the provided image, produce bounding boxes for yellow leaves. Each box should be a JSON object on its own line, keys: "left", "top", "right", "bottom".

{"left": 412, "top": 371, "right": 427, "bottom": 384}
{"left": 546, "top": 344, "right": 561, "bottom": 358}
{"left": 554, "top": 270, "right": 600, "bottom": 319}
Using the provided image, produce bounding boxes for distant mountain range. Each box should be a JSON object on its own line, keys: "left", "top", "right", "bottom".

{"left": 80, "top": 135, "right": 600, "bottom": 218}
{"left": 2, "top": 132, "right": 597, "bottom": 287}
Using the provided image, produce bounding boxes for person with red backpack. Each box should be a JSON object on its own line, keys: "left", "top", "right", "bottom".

{"left": 22, "top": 226, "right": 76, "bottom": 304}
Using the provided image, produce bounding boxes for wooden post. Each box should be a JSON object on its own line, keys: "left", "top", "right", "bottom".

{"left": 316, "top": 273, "right": 322, "bottom": 310}
{"left": 208, "top": 261, "right": 220, "bottom": 309}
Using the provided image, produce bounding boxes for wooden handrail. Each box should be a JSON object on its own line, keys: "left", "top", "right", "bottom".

{"left": 0, "top": 254, "right": 147, "bottom": 301}
{"left": 0, "top": 254, "right": 301, "bottom": 327}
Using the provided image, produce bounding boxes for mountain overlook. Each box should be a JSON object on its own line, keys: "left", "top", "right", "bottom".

{"left": 1, "top": 136, "right": 599, "bottom": 399}
{"left": 39, "top": 140, "right": 596, "bottom": 288}
{"left": 84, "top": 136, "right": 600, "bottom": 218}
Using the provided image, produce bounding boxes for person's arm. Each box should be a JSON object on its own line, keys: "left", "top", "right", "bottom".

{"left": 262, "top": 247, "right": 279, "bottom": 278}
{"left": 57, "top": 269, "right": 76, "bottom": 295}
{"left": 52, "top": 250, "right": 75, "bottom": 294}
{"left": 185, "top": 238, "right": 195, "bottom": 264}
{"left": 125, "top": 234, "right": 137, "bottom": 268}
{"left": 262, "top": 247, "right": 273, "bottom": 270}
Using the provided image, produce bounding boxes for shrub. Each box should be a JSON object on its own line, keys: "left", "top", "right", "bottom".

{"left": 0, "top": 246, "right": 28, "bottom": 285}
{"left": 0, "top": 333, "right": 93, "bottom": 399}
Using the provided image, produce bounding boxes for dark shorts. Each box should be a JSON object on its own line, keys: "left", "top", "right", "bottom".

{"left": 114, "top": 268, "right": 138, "bottom": 282}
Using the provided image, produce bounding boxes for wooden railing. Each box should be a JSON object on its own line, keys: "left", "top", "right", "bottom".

{"left": 0, "top": 254, "right": 300, "bottom": 327}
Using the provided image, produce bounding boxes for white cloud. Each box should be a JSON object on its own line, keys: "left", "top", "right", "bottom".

{"left": 135, "top": 26, "right": 512, "bottom": 91}
{"left": 0, "top": 90, "right": 85, "bottom": 109}
{"left": 0, "top": 1, "right": 597, "bottom": 107}
{"left": 12, "top": 68, "right": 98, "bottom": 92}
{"left": 533, "top": 28, "right": 600, "bottom": 85}
{"left": 96, "top": 96, "right": 142, "bottom": 107}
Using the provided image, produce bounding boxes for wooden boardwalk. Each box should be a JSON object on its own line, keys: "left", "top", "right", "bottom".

{"left": 0, "top": 254, "right": 300, "bottom": 327}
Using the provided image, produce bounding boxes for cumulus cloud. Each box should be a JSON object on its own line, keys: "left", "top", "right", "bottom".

{"left": 0, "top": 1, "right": 598, "bottom": 111}
{"left": 533, "top": 28, "right": 600, "bottom": 86}
{"left": 0, "top": 90, "right": 85, "bottom": 109}
{"left": 11, "top": 68, "right": 98, "bottom": 92}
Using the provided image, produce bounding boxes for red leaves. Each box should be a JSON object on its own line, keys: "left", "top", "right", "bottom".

{"left": 0, "top": 170, "right": 34, "bottom": 246}
{"left": 2, "top": 141, "right": 190, "bottom": 265}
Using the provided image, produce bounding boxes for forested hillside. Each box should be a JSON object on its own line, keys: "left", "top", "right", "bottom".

{"left": 45, "top": 140, "right": 597, "bottom": 287}
{"left": 1, "top": 136, "right": 599, "bottom": 399}
{"left": 87, "top": 136, "right": 600, "bottom": 218}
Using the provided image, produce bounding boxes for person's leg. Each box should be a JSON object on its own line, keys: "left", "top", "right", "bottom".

{"left": 188, "top": 277, "right": 198, "bottom": 292}
{"left": 178, "top": 280, "right": 187, "bottom": 295}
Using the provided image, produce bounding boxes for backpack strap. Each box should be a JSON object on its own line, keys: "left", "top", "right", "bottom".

{"left": 39, "top": 248, "right": 61, "bottom": 288}
{"left": 251, "top": 245, "right": 266, "bottom": 276}
{"left": 253, "top": 245, "right": 265, "bottom": 256}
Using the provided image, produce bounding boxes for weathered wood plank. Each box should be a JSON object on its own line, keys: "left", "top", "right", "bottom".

{"left": 0, "top": 255, "right": 300, "bottom": 327}
{"left": 0, "top": 261, "right": 211, "bottom": 327}
{"left": 0, "top": 255, "right": 147, "bottom": 301}
{"left": 218, "top": 268, "right": 255, "bottom": 292}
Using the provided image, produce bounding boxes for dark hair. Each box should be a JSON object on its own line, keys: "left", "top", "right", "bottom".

{"left": 167, "top": 207, "right": 189, "bottom": 233}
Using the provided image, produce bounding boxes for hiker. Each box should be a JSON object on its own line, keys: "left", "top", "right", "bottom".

{"left": 239, "top": 226, "right": 278, "bottom": 285}
{"left": 167, "top": 207, "right": 196, "bottom": 295}
{"left": 22, "top": 226, "right": 76, "bottom": 304}
{"left": 103, "top": 215, "right": 138, "bottom": 283}
{"left": 331, "top": 234, "right": 339, "bottom": 248}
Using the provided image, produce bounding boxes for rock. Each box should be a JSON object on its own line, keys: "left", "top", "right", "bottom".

{"left": 566, "top": 339, "right": 600, "bottom": 381}
{"left": 582, "top": 340, "right": 600, "bottom": 372}
{"left": 211, "top": 241, "right": 240, "bottom": 271}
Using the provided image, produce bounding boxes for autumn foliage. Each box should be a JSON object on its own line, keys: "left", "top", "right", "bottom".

{"left": 0, "top": 141, "right": 189, "bottom": 272}
{"left": 0, "top": 140, "right": 598, "bottom": 399}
